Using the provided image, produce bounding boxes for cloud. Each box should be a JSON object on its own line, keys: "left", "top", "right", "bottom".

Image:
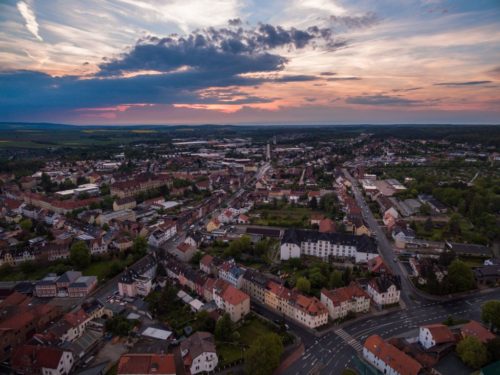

{"left": 320, "top": 72, "right": 336, "bottom": 76}
{"left": 330, "top": 12, "right": 379, "bottom": 29}
{"left": 16, "top": 1, "right": 43, "bottom": 41}
{"left": 345, "top": 94, "right": 420, "bottom": 106}
{"left": 326, "top": 76, "right": 361, "bottom": 81}
{"left": 433, "top": 80, "right": 492, "bottom": 86}
{"left": 488, "top": 66, "right": 500, "bottom": 78}
{"left": 0, "top": 21, "right": 338, "bottom": 115}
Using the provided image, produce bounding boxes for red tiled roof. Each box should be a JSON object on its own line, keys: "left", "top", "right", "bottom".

{"left": 422, "top": 324, "right": 455, "bottom": 344}
{"left": 117, "top": 353, "right": 176, "bottom": 374}
{"left": 12, "top": 345, "right": 65, "bottom": 371}
{"left": 200, "top": 254, "right": 214, "bottom": 267}
{"left": 364, "top": 335, "right": 422, "bottom": 375}
{"left": 460, "top": 320, "right": 495, "bottom": 344}
{"left": 221, "top": 284, "right": 249, "bottom": 306}
{"left": 321, "top": 282, "right": 369, "bottom": 306}
{"left": 319, "top": 218, "right": 336, "bottom": 233}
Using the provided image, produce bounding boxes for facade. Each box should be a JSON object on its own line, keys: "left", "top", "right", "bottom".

{"left": 173, "top": 242, "right": 197, "bottom": 262}
{"left": 418, "top": 324, "right": 455, "bottom": 349}
{"left": 148, "top": 220, "right": 177, "bottom": 247}
{"left": 12, "top": 345, "right": 74, "bottom": 375}
{"left": 68, "top": 276, "right": 98, "bottom": 297}
{"left": 118, "top": 255, "right": 157, "bottom": 298}
{"left": 218, "top": 259, "right": 245, "bottom": 288}
{"left": 280, "top": 228, "right": 378, "bottom": 264}
{"left": 180, "top": 332, "right": 218, "bottom": 374}
{"left": 367, "top": 276, "right": 401, "bottom": 306}
{"left": 320, "top": 282, "right": 370, "bottom": 320}
{"left": 213, "top": 280, "right": 250, "bottom": 322}
{"left": 363, "top": 335, "right": 422, "bottom": 375}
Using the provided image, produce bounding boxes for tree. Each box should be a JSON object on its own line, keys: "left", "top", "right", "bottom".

{"left": 215, "top": 313, "right": 234, "bottom": 342}
{"left": 106, "top": 315, "right": 137, "bottom": 337}
{"left": 309, "top": 197, "right": 318, "bottom": 209}
{"left": 419, "top": 203, "right": 431, "bottom": 216}
{"left": 329, "top": 270, "right": 344, "bottom": 289}
{"left": 486, "top": 336, "right": 500, "bottom": 361}
{"left": 19, "top": 219, "right": 32, "bottom": 231}
{"left": 296, "top": 277, "right": 311, "bottom": 294}
{"left": 225, "top": 235, "right": 252, "bottom": 259}
{"left": 447, "top": 259, "right": 475, "bottom": 293}
{"left": 244, "top": 333, "right": 284, "bottom": 375}
{"left": 481, "top": 300, "right": 500, "bottom": 330}
{"left": 70, "top": 241, "right": 91, "bottom": 269}
{"left": 456, "top": 336, "right": 489, "bottom": 369}
{"left": 132, "top": 236, "right": 148, "bottom": 257}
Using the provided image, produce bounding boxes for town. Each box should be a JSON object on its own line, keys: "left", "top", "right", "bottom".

{"left": 0, "top": 124, "right": 499, "bottom": 375}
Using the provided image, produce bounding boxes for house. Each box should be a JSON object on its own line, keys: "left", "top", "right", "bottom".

{"left": 200, "top": 254, "right": 215, "bottom": 275}
{"left": 418, "top": 194, "right": 447, "bottom": 214}
{"left": 237, "top": 214, "right": 250, "bottom": 224}
{"left": 213, "top": 280, "right": 250, "bottom": 322}
{"left": 367, "top": 256, "right": 390, "bottom": 275}
{"left": 460, "top": 320, "right": 495, "bottom": 344}
{"left": 363, "top": 335, "right": 423, "bottom": 375}
{"left": 392, "top": 226, "right": 416, "bottom": 249}
{"left": 474, "top": 265, "right": 500, "bottom": 285}
{"left": 206, "top": 218, "right": 221, "bottom": 233}
{"left": 118, "top": 255, "right": 157, "bottom": 298}
{"left": 180, "top": 331, "right": 218, "bottom": 374}
{"left": 280, "top": 228, "right": 378, "bottom": 264}
{"left": 310, "top": 213, "right": 325, "bottom": 226}
{"left": 11, "top": 345, "right": 74, "bottom": 375}
{"left": 117, "top": 353, "right": 176, "bottom": 375}
{"left": 367, "top": 275, "right": 401, "bottom": 306}
{"left": 35, "top": 274, "right": 59, "bottom": 297}
{"left": 418, "top": 324, "right": 455, "bottom": 349}
{"left": 113, "top": 197, "right": 137, "bottom": 211}
{"left": 148, "top": 220, "right": 177, "bottom": 247}
{"left": 318, "top": 218, "right": 336, "bottom": 233}
{"left": 172, "top": 242, "right": 197, "bottom": 262}
{"left": 383, "top": 207, "right": 399, "bottom": 226}
{"left": 218, "top": 259, "right": 245, "bottom": 288}
{"left": 320, "top": 282, "right": 370, "bottom": 320}
{"left": 68, "top": 276, "right": 98, "bottom": 297}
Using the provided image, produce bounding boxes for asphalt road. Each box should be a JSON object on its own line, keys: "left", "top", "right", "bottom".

{"left": 283, "top": 288, "right": 500, "bottom": 375}
{"left": 342, "top": 168, "right": 422, "bottom": 308}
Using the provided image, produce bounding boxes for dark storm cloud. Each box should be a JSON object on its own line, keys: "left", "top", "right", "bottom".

{"left": 345, "top": 94, "right": 420, "bottom": 106}
{"left": 433, "top": 80, "right": 492, "bottom": 86}
{"left": 0, "top": 22, "right": 340, "bottom": 114}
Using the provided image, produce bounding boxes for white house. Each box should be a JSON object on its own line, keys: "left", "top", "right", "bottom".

{"left": 363, "top": 335, "right": 422, "bottom": 375}
{"left": 418, "top": 324, "right": 455, "bottom": 349}
{"left": 148, "top": 220, "right": 177, "bottom": 247}
{"left": 367, "top": 276, "right": 401, "bottom": 306}
{"left": 280, "top": 229, "right": 378, "bottom": 264}
{"left": 12, "top": 346, "right": 74, "bottom": 375}
{"left": 180, "top": 332, "right": 218, "bottom": 374}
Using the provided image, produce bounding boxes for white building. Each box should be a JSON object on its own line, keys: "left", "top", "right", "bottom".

{"left": 280, "top": 229, "right": 378, "bottom": 264}
{"left": 418, "top": 324, "right": 455, "bottom": 349}
{"left": 180, "top": 332, "right": 218, "bottom": 374}
{"left": 367, "top": 276, "right": 401, "bottom": 306}
{"left": 363, "top": 335, "right": 422, "bottom": 375}
{"left": 148, "top": 220, "right": 177, "bottom": 247}
{"left": 118, "top": 255, "right": 157, "bottom": 298}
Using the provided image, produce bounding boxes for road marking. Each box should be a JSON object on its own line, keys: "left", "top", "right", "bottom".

{"left": 334, "top": 328, "right": 364, "bottom": 352}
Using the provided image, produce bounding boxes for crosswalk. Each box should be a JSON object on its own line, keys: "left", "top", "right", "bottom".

{"left": 334, "top": 328, "right": 364, "bottom": 352}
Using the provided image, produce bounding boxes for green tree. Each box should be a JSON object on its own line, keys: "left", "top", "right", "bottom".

{"left": 486, "top": 336, "right": 500, "bottom": 361}
{"left": 70, "top": 241, "right": 91, "bottom": 269}
{"left": 224, "top": 235, "right": 252, "bottom": 259}
{"left": 296, "top": 277, "right": 311, "bottom": 294}
{"left": 19, "top": 219, "right": 32, "bottom": 231}
{"left": 329, "top": 270, "right": 344, "bottom": 289}
{"left": 132, "top": 236, "right": 148, "bottom": 257}
{"left": 456, "top": 336, "right": 489, "bottom": 369}
{"left": 447, "top": 259, "right": 475, "bottom": 293}
{"left": 244, "top": 333, "right": 284, "bottom": 375}
{"left": 215, "top": 313, "right": 234, "bottom": 342}
{"left": 419, "top": 203, "right": 431, "bottom": 216}
{"left": 481, "top": 300, "right": 500, "bottom": 330}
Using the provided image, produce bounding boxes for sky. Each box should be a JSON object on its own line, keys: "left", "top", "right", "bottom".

{"left": 0, "top": 0, "right": 499, "bottom": 125}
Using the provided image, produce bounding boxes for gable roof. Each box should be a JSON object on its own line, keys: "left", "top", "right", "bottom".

{"left": 422, "top": 324, "right": 455, "bottom": 344}
{"left": 364, "top": 335, "right": 422, "bottom": 375}
{"left": 117, "top": 353, "right": 176, "bottom": 375}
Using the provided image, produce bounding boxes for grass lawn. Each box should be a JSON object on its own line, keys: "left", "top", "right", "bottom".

{"left": 251, "top": 206, "right": 323, "bottom": 228}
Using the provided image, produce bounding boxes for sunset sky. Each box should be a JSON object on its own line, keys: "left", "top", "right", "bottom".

{"left": 1, "top": 0, "right": 499, "bottom": 125}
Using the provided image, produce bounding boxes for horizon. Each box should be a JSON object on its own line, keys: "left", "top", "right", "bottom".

{"left": 1, "top": 0, "right": 500, "bottom": 125}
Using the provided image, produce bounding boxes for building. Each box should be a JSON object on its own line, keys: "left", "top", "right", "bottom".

{"left": 148, "top": 220, "right": 177, "bottom": 247}
{"left": 418, "top": 324, "right": 455, "bottom": 349}
{"left": 280, "top": 228, "right": 378, "bottom": 263}
{"left": 11, "top": 345, "right": 74, "bottom": 375}
{"left": 363, "top": 335, "right": 423, "bottom": 375}
{"left": 111, "top": 174, "right": 171, "bottom": 199}
{"left": 241, "top": 268, "right": 271, "bottom": 304}
{"left": 320, "top": 282, "right": 370, "bottom": 320}
{"left": 213, "top": 280, "right": 250, "bottom": 322}
{"left": 113, "top": 197, "right": 137, "bottom": 211}
{"left": 172, "top": 242, "right": 197, "bottom": 262}
{"left": 218, "top": 259, "right": 245, "bottom": 288}
{"left": 460, "top": 320, "right": 495, "bottom": 344}
{"left": 68, "top": 276, "right": 98, "bottom": 297}
{"left": 180, "top": 331, "right": 218, "bottom": 374}
{"left": 118, "top": 255, "right": 157, "bottom": 298}
{"left": 117, "top": 353, "right": 176, "bottom": 375}
{"left": 367, "top": 275, "right": 401, "bottom": 306}
{"left": 35, "top": 273, "right": 59, "bottom": 297}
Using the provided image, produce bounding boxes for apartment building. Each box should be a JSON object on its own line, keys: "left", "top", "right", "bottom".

{"left": 367, "top": 275, "right": 401, "bottom": 306}
{"left": 320, "top": 282, "right": 371, "bottom": 320}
